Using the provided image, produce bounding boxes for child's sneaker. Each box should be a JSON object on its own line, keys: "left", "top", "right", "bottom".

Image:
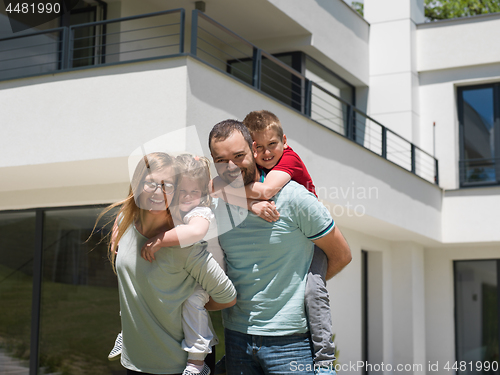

{"left": 182, "top": 363, "right": 211, "bottom": 375}
{"left": 108, "top": 332, "right": 122, "bottom": 361}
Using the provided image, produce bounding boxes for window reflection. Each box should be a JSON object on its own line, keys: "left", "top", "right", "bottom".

{"left": 460, "top": 85, "right": 498, "bottom": 185}
{"left": 455, "top": 260, "right": 499, "bottom": 374}
{"left": 0, "top": 211, "right": 35, "bottom": 370}
{"left": 39, "top": 207, "right": 124, "bottom": 375}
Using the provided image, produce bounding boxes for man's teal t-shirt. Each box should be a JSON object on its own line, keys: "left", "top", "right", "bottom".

{"left": 215, "top": 177, "right": 334, "bottom": 336}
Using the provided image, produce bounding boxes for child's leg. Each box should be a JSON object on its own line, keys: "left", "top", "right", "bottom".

{"left": 305, "top": 245, "right": 336, "bottom": 368}
{"left": 182, "top": 284, "right": 213, "bottom": 373}
{"left": 108, "top": 311, "right": 122, "bottom": 361}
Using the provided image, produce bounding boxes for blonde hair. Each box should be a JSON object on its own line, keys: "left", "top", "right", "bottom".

{"left": 94, "top": 152, "right": 179, "bottom": 273}
{"left": 170, "top": 154, "right": 212, "bottom": 220}
{"left": 243, "top": 110, "right": 284, "bottom": 140}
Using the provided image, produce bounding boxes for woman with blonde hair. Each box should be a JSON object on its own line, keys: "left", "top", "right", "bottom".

{"left": 101, "top": 152, "right": 236, "bottom": 375}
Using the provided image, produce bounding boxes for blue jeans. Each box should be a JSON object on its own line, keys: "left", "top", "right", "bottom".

{"left": 224, "top": 328, "right": 315, "bottom": 375}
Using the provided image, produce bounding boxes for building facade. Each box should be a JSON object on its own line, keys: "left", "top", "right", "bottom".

{"left": 0, "top": 0, "right": 499, "bottom": 374}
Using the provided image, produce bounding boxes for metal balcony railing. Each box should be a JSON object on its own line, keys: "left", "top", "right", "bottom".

{"left": 459, "top": 158, "right": 499, "bottom": 186}
{"left": 0, "top": 9, "right": 184, "bottom": 80}
{"left": 0, "top": 8, "right": 439, "bottom": 185}
{"left": 190, "top": 10, "right": 439, "bottom": 185}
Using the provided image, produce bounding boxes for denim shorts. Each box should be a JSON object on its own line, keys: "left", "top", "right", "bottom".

{"left": 224, "top": 328, "right": 315, "bottom": 375}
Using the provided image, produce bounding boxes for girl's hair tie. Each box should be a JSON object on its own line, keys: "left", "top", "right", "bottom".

{"left": 194, "top": 156, "right": 199, "bottom": 161}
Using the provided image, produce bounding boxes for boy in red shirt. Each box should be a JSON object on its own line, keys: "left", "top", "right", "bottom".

{"left": 212, "top": 110, "right": 337, "bottom": 374}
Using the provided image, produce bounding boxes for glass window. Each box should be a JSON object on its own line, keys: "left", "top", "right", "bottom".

{"left": 0, "top": 205, "right": 228, "bottom": 373}
{"left": 0, "top": 211, "right": 36, "bottom": 371}
{"left": 306, "top": 56, "right": 353, "bottom": 136}
{"left": 227, "top": 51, "right": 354, "bottom": 118}
{"left": 39, "top": 207, "right": 124, "bottom": 375}
{"left": 455, "top": 260, "right": 499, "bottom": 373}
{"left": 228, "top": 52, "right": 304, "bottom": 111}
{"left": 227, "top": 58, "right": 253, "bottom": 86}
{"left": 458, "top": 84, "right": 500, "bottom": 186}
{"left": 68, "top": 5, "right": 99, "bottom": 68}
{"left": 261, "top": 54, "right": 303, "bottom": 111}
{"left": 305, "top": 56, "right": 353, "bottom": 105}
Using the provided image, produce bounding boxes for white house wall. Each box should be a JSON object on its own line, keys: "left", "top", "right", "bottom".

{"left": 442, "top": 187, "right": 500, "bottom": 243}
{"left": 417, "top": 13, "right": 500, "bottom": 190}
{"left": 185, "top": 57, "right": 442, "bottom": 244}
{"left": 417, "top": 17, "right": 500, "bottom": 245}
{"left": 0, "top": 57, "right": 189, "bottom": 209}
{"left": 268, "top": 0, "right": 370, "bottom": 86}
{"left": 365, "top": 0, "right": 424, "bottom": 147}
{"left": 1, "top": 1, "right": 500, "bottom": 373}
{"left": 417, "top": 14, "right": 500, "bottom": 72}
{"left": 419, "top": 64, "right": 500, "bottom": 190}
{"left": 0, "top": 53, "right": 442, "bottom": 238}
{"left": 0, "top": 50, "right": 447, "bottom": 374}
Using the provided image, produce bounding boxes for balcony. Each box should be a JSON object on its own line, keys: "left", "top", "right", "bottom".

{"left": 0, "top": 9, "right": 438, "bottom": 185}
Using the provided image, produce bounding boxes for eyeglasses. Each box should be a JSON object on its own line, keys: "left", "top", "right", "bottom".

{"left": 142, "top": 180, "right": 175, "bottom": 195}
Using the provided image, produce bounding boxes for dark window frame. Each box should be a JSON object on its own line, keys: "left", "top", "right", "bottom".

{"left": 58, "top": 0, "right": 108, "bottom": 68}
{"left": 457, "top": 83, "right": 500, "bottom": 187}
{"left": 227, "top": 51, "right": 355, "bottom": 112}
{"left": 361, "top": 250, "right": 368, "bottom": 375}
{"left": 453, "top": 258, "right": 500, "bottom": 372}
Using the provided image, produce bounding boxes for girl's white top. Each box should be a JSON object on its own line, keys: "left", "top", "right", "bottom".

{"left": 183, "top": 206, "right": 226, "bottom": 272}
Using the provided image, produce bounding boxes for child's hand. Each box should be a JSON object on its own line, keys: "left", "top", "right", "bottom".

{"left": 251, "top": 201, "right": 280, "bottom": 222}
{"left": 208, "top": 178, "right": 219, "bottom": 198}
{"left": 210, "top": 176, "right": 226, "bottom": 198}
{"left": 141, "top": 238, "right": 162, "bottom": 263}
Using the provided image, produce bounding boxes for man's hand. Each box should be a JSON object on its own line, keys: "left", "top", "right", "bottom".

{"left": 251, "top": 201, "right": 280, "bottom": 222}
{"left": 313, "top": 226, "right": 351, "bottom": 280}
{"left": 141, "top": 238, "right": 162, "bottom": 263}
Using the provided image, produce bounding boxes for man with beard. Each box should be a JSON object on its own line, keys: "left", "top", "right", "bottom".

{"left": 209, "top": 119, "right": 351, "bottom": 375}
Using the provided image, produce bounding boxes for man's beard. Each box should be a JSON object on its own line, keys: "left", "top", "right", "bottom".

{"left": 221, "top": 160, "right": 257, "bottom": 188}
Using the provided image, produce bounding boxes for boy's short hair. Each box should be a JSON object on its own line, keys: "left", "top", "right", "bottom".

{"left": 243, "top": 110, "right": 284, "bottom": 140}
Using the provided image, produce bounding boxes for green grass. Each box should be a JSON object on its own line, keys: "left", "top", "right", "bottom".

{"left": 0, "top": 265, "right": 227, "bottom": 374}
{"left": 0, "top": 264, "right": 124, "bottom": 375}
{"left": 0, "top": 264, "right": 33, "bottom": 360}
{"left": 209, "top": 310, "right": 225, "bottom": 362}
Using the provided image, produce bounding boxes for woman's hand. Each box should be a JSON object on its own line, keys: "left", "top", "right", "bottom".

{"left": 141, "top": 238, "right": 162, "bottom": 262}
{"left": 251, "top": 201, "right": 280, "bottom": 222}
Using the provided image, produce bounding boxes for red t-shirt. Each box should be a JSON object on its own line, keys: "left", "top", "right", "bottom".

{"left": 263, "top": 146, "right": 317, "bottom": 197}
